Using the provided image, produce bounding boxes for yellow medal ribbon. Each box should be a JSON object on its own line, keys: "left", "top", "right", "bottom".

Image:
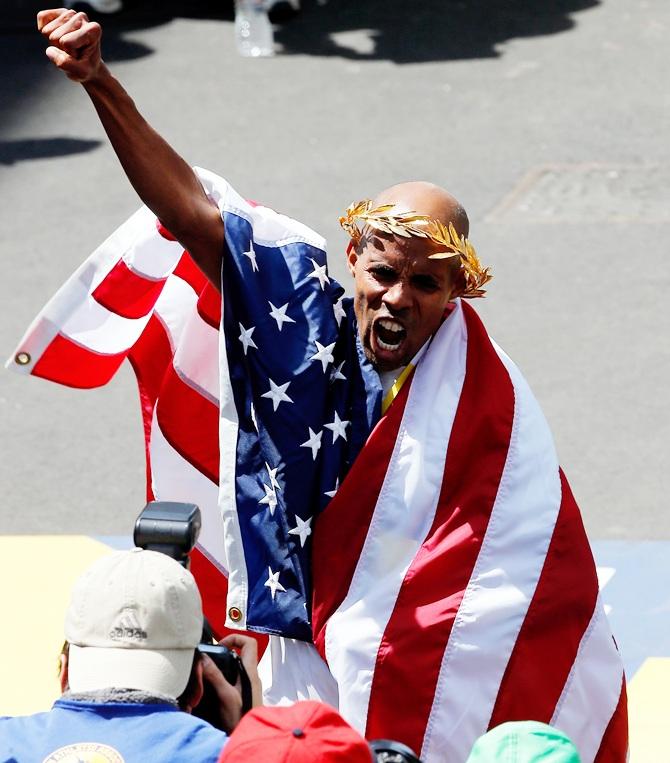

{"left": 381, "top": 363, "right": 416, "bottom": 415}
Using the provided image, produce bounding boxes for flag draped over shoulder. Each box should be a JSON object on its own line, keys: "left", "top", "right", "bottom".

{"left": 216, "top": 181, "right": 381, "bottom": 640}
{"left": 309, "top": 299, "right": 627, "bottom": 762}
{"left": 9, "top": 169, "right": 627, "bottom": 762}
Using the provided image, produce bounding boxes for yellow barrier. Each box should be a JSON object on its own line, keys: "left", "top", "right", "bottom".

{"left": 0, "top": 536, "right": 113, "bottom": 716}
{"left": 628, "top": 658, "right": 670, "bottom": 763}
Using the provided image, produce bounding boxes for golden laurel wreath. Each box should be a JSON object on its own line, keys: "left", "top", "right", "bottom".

{"left": 339, "top": 199, "right": 492, "bottom": 298}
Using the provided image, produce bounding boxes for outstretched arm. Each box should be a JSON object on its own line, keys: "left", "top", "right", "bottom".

{"left": 37, "top": 8, "right": 224, "bottom": 288}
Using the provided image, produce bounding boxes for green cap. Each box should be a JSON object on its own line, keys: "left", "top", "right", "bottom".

{"left": 466, "top": 721, "right": 581, "bottom": 762}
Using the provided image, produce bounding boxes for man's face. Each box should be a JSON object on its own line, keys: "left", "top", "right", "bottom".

{"left": 348, "top": 232, "right": 456, "bottom": 373}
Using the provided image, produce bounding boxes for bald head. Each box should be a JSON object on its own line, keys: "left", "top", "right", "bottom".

{"left": 348, "top": 181, "right": 471, "bottom": 372}
{"left": 372, "top": 181, "right": 469, "bottom": 238}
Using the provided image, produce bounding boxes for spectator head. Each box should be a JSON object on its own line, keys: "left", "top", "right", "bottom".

{"left": 60, "top": 548, "right": 203, "bottom": 699}
{"left": 218, "top": 700, "right": 373, "bottom": 762}
{"left": 466, "top": 721, "right": 580, "bottom": 762}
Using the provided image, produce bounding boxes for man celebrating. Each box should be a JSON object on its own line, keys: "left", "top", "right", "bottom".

{"left": 9, "top": 8, "right": 627, "bottom": 762}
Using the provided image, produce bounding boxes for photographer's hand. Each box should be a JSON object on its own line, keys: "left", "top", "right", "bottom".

{"left": 200, "top": 634, "right": 263, "bottom": 733}
{"left": 219, "top": 633, "right": 263, "bottom": 709}
{"left": 200, "top": 654, "right": 243, "bottom": 733}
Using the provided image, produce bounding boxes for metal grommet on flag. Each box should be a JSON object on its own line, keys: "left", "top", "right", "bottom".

{"left": 14, "top": 351, "right": 31, "bottom": 366}
{"left": 228, "top": 606, "right": 243, "bottom": 623}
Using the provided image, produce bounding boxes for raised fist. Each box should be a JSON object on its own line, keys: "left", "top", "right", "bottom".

{"left": 37, "top": 8, "right": 103, "bottom": 83}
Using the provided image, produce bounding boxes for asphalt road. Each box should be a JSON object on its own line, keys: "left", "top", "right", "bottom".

{"left": 1, "top": 0, "right": 668, "bottom": 538}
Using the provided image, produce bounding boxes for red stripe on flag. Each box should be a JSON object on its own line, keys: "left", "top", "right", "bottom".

{"left": 595, "top": 676, "right": 628, "bottom": 762}
{"left": 311, "top": 380, "right": 412, "bottom": 658}
{"left": 128, "top": 314, "right": 174, "bottom": 419}
{"left": 364, "top": 303, "right": 515, "bottom": 751}
{"left": 31, "top": 333, "right": 126, "bottom": 389}
{"left": 488, "top": 470, "right": 599, "bottom": 727}
{"left": 128, "top": 315, "right": 175, "bottom": 500}
{"left": 190, "top": 546, "right": 229, "bottom": 637}
{"left": 156, "top": 218, "right": 177, "bottom": 241}
{"left": 155, "top": 363, "right": 220, "bottom": 485}
{"left": 174, "top": 251, "right": 208, "bottom": 295}
{"left": 92, "top": 259, "right": 166, "bottom": 319}
{"left": 198, "top": 283, "right": 222, "bottom": 329}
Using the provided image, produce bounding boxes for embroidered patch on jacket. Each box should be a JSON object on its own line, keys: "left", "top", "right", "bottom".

{"left": 43, "top": 742, "right": 125, "bottom": 762}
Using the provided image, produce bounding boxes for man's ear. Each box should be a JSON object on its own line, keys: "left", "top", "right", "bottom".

{"left": 59, "top": 651, "right": 69, "bottom": 694}
{"left": 346, "top": 241, "right": 358, "bottom": 277}
{"left": 448, "top": 262, "right": 466, "bottom": 302}
{"left": 182, "top": 654, "right": 204, "bottom": 714}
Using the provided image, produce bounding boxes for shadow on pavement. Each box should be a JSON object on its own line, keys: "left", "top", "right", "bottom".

{"left": 86, "top": 0, "right": 601, "bottom": 64}
{"left": 4, "top": 0, "right": 599, "bottom": 63}
{"left": 275, "top": 0, "right": 600, "bottom": 63}
{"left": 0, "top": 137, "right": 102, "bottom": 165}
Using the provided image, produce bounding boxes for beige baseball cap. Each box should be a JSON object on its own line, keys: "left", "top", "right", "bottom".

{"left": 64, "top": 548, "right": 203, "bottom": 698}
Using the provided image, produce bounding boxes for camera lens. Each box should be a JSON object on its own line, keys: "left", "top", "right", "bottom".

{"left": 369, "top": 739, "right": 422, "bottom": 763}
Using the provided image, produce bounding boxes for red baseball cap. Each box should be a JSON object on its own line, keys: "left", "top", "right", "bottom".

{"left": 218, "top": 701, "right": 373, "bottom": 763}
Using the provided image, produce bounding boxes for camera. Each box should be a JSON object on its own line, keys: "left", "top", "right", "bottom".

{"left": 369, "top": 739, "right": 423, "bottom": 763}
{"left": 134, "top": 501, "right": 252, "bottom": 726}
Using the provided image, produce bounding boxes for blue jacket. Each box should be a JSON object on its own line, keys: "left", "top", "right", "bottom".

{"left": 0, "top": 698, "right": 228, "bottom": 762}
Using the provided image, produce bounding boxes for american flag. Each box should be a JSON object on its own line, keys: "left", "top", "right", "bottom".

{"left": 9, "top": 169, "right": 627, "bottom": 761}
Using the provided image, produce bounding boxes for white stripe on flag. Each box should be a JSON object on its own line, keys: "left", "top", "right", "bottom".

{"left": 551, "top": 598, "right": 625, "bottom": 763}
{"left": 122, "top": 221, "right": 184, "bottom": 279}
{"left": 324, "top": 302, "right": 468, "bottom": 733}
{"left": 154, "top": 274, "right": 199, "bottom": 353}
{"left": 60, "top": 298, "right": 151, "bottom": 354}
{"left": 173, "top": 310, "right": 220, "bottom": 405}
{"left": 149, "top": 413, "right": 227, "bottom": 573}
{"left": 259, "top": 636, "right": 339, "bottom": 708}
{"left": 421, "top": 347, "right": 562, "bottom": 763}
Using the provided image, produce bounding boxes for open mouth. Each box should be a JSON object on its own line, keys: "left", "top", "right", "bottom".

{"left": 373, "top": 317, "right": 407, "bottom": 352}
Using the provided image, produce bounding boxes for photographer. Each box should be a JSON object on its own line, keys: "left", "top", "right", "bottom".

{"left": 0, "top": 548, "right": 261, "bottom": 762}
